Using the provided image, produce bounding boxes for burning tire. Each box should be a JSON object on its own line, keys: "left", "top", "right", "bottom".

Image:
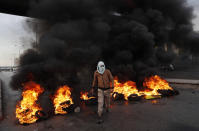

{"left": 35, "top": 110, "right": 48, "bottom": 121}
{"left": 158, "top": 89, "right": 180, "bottom": 97}
{"left": 62, "top": 104, "right": 75, "bottom": 113}
{"left": 80, "top": 92, "right": 97, "bottom": 105}
{"left": 112, "top": 92, "right": 125, "bottom": 101}
{"left": 84, "top": 98, "right": 98, "bottom": 105}
{"left": 127, "top": 94, "right": 142, "bottom": 101}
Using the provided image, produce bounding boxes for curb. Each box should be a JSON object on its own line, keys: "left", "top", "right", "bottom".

{"left": 0, "top": 79, "right": 2, "bottom": 120}
{"left": 166, "top": 78, "right": 199, "bottom": 85}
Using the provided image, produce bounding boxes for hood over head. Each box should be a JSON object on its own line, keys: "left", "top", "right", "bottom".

{"left": 97, "top": 61, "right": 105, "bottom": 74}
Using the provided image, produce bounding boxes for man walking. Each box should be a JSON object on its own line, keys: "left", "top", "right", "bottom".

{"left": 92, "top": 61, "right": 114, "bottom": 124}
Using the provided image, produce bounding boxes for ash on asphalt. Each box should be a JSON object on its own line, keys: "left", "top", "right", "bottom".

{"left": 0, "top": 72, "right": 199, "bottom": 131}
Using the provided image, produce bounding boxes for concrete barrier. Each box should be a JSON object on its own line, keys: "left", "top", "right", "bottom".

{"left": 0, "top": 79, "right": 2, "bottom": 120}
{"left": 166, "top": 78, "right": 199, "bottom": 85}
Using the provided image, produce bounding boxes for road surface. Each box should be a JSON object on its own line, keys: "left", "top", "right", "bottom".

{"left": 0, "top": 72, "right": 199, "bottom": 131}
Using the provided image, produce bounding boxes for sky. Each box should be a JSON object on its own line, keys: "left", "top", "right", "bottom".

{"left": 0, "top": 0, "right": 199, "bottom": 66}
{"left": 0, "top": 13, "right": 34, "bottom": 66}
{"left": 188, "top": 0, "right": 199, "bottom": 30}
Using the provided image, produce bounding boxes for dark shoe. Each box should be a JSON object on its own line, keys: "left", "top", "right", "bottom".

{"left": 97, "top": 117, "right": 103, "bottom": 124}
{"left": 106, "top": 108, "right": 111, "bottom": 113}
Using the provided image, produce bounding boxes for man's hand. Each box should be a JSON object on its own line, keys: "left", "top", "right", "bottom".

{"left": 110, "top": 88, "right": 114, "bottom": 93}
{"left": 90, "top": 87, "right": 94, "bottom": 95}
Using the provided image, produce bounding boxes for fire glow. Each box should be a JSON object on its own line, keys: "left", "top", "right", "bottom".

{"left": 52, "top": 85, "right": 74, "bottom": 114}
{"left": 15, "top": 75, "right": 177, "bottom": 124}
{"left": 16, "top": 81, "right": 44, "bottom": 124}
{"left": 113, "top": 75, "right": 173, "bottom": 100}
{"left": 80, "top": 92, "right": 96, "bottom": 100}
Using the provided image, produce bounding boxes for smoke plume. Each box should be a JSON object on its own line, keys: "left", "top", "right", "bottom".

{"left": 11, "top": 0, "right": 199, "bottom": 104}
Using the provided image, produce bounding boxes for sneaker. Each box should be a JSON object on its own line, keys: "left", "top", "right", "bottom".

{"left": 97, "top": 117, "right": 104, "bottom": 124}
{"left": 106, "top": 108, "right": 111, "bottom": 113}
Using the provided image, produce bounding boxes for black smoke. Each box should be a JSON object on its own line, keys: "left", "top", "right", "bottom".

{"left": 11, "top": 0, "right": 199, "bottom": 103}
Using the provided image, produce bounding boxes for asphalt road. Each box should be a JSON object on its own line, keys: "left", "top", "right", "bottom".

{"left": 160, "top": 64, "right": 199, "bottom": 80}
{"left": 0, "top": 72, "right": 199, "bottom": 131}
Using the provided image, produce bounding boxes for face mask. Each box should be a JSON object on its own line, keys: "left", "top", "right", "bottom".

{"left": 97, "top": 61, "right": 105, "bottom": 74}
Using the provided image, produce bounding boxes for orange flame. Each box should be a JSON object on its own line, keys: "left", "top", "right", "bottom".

{"left": 113, "top": 78, "right": 138, "bottom": 100}
{"left": 53, "top": 85, "right": 73, "bottom": 114}
{"left": 80, "top": 92, "right": 96, "bottom": 100}
{"left": 16, "top": 81, "right": 44, "bottom": 124}
{"left": 113, "top": 75, "right": 173, "bottom": 100}
{"left": 143, "top": 75, "right": 173, "bottom": 91}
